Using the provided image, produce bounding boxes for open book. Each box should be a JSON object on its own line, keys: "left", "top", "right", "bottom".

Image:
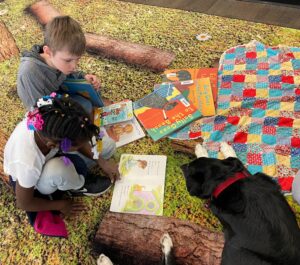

{"left": 62, "top": 78, "right": 103, "bottom": 107}
{"left": 94, "top": 100, "right": 134, "bottom": 126}
{"left": 110, "top": 154, "right": 167, "bottom": 216}
{"left": 104, "top": 117, "right": 145, "bottom": 147}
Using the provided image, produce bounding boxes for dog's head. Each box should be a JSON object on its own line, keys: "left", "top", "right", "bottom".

{"left": 181, "top": 157, "right": 245, "bottom": 199}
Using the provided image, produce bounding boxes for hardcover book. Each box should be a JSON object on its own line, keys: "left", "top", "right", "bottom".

{"left": 154, "top": 78, "right": 215, "bottom": 116}
{"left": 162, "top": 68, "right": 218, "bottom": 106}
{"left": 62, "top": 78, "right": 103, "bottom": 107}
{"left": 94, "top": 100, "right": 134, "bottom": 127}
{"left": 110, "top": 154, "right": 167, "bottom": 216}
{"left": 133, "top": 84, "right": 201, "bottom": 141}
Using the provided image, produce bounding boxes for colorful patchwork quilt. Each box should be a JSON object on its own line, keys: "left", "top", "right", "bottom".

{"left": 182, "top": 40, "right": 300, "bottom": 192}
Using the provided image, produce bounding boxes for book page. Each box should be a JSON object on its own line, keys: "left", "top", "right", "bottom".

{"left": 104, "top": 117, "right": 145, "bottom": 147}
{"left": 110, "top": 154, "right": 167, "bottom": 216}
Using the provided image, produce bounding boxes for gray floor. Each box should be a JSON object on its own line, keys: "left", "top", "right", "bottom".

{"left": 121, "top": 0, "right": 300, "bottom": 29}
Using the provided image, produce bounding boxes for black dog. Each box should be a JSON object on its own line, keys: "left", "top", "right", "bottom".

{"left": 181, "top": 155, "right": 300, "bottom": 265}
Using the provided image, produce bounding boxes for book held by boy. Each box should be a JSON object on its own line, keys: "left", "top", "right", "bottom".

{"left": 94, "top": 100, "right": 134, "bottom": 127}
{"left": 62, "top": 78, "right": 104, "bottom": 107}
{"left": 161, "top": 68, "right": 218, "bottom": 107}
{"left": 104, "top": 117, "right": 145, "bottom": 147}
{"left": 133, "top": 84, "right": 201, "bottom": 141}
{"left": 110, "top": 154, "right": 167, "bottom": 216}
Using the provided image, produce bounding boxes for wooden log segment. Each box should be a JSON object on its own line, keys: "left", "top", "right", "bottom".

{"left": 26, "top": 0, "right": 175, "bottom": 72}
{"left": 170, "top": 138, "right": 203, "bottom": 156}
{"left": 0, "top": 22, "right": 19, "bottom": 62}
{"left": 94, "top": 212, "right": 224, "bottom": 265}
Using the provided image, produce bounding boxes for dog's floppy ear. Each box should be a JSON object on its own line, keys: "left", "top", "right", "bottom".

{"left": 221, "top": 157, "right": 245, "bottom": 175}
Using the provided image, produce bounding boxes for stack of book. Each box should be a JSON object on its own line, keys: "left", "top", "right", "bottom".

{"left": 133, "top": 68, "right": 218, "bottom": 141}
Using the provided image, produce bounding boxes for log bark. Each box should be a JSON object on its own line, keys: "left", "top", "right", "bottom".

{"left": 170, "top": 138, "right": 203, "bottom": 156}
{"left": 0, "top": 130, "right": 9, "bottom": 187}
{"left": 0, "top": 22, "right": 19, "bottom": 62}
{"left": 26, "top": 0, "right": 175, "bottom": 72}
{"left": 94, "top": 212, "right": 224, "bottom": 265}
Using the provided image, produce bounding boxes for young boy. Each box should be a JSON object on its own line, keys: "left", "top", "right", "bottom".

{"left": 17, "top": 16, "right": 118, "bottom": 188}
{"left": 17, "top": 15, "right": 102, "bottom": 113}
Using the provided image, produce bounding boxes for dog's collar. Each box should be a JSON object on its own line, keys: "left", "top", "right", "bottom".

{"left": 212, "top": 170, "right": 250, "bottom": 199}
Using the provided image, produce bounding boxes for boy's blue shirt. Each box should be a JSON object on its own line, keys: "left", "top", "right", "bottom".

{"left": 17, "top": 44, "right": 85, "bottom": 110}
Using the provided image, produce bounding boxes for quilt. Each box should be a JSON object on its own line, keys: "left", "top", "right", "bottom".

{"left": 184, "top": 40, "right": 300, "bottom": 192}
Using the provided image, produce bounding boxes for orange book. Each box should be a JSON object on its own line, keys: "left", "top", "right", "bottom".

{"left": 155, "top": 78, "right": 215, "bottom": 116}
{"left": 162, "top": 68, "right": 218, "bottom": 107}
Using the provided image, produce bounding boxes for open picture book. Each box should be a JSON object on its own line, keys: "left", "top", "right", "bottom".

{"left": 110, "top": 154, "right": 167, "bottom": 216}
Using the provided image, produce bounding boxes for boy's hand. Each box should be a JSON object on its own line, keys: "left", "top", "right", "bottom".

{"left": 97, "top": 158, "right": 120, "bottom": 183}
{"left": 85, "top": 74, "right": 101, "bottom": 90}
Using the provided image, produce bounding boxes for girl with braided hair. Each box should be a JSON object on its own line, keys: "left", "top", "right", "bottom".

{"left": 3, "top": 93, "right": 119, "bottom": 236}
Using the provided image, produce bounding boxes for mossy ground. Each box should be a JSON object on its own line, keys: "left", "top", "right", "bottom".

{"left": 0, "top": 0, "right": 300, "bottom": 264}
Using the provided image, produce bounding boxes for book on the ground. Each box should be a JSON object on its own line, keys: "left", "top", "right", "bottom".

{"left": 154, "top": 78, "right": 215, "bottom": 116}
{"left": 162, "top": 68, "right": 218, "bottom": 106}
{"left": 104, "top": 117, "right": 145, "bottom": 147}
{"left": 133, "top": 84, "right": 201, "bottom": 141}
{"left": 62, "top": 78, "right": 103, "bottom": 107}
{"left": 110, "top": 154, "right": 167, "bottom": 216}
{"left": 94, "top": 100, "right": 134, "bottom": 127}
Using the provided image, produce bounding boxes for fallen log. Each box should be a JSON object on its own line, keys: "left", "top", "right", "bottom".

{"left": 94, "top": 212, "right": 224, "bottom": 265}
{"left": 170, "top": 138, "right": 203, "bottom": 156}
{"left": 26, "top": 0, "right": 175, "bottom": 72}
{"left": 0, "top": 21, "right": 19, "bottom": 62}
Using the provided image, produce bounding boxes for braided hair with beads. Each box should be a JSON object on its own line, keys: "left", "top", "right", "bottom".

{"left": 27, "top": 93, "right": 100, "bottom": 151}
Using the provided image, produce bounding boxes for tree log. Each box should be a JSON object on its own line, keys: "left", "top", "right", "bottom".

{"left": 94, "top": 212, "right": 224, "bottom": 265}
{"left": 0, "top": 22, "right": 19, "bottom": 62}
{"left": 26, "top": 0, "right": 175, "bottom": 72}
{"left": 170, "top": 138, "right": 203, "bottom": 156}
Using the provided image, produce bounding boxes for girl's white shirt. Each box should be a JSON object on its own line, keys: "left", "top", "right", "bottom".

{"left": 4, "top": 119, "right": 58, "bottom": 188}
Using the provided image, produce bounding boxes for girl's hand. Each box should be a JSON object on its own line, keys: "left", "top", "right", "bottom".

{"left": 97, "top": 158, "right": 120, "bottom": 183}
{"left": 60, "top": 200, "right": 86, "bottom": 218}
{"left": 85, "top": 74, "right": 101, "bottom": 90}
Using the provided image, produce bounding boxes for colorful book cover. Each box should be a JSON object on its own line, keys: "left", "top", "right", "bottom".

{"left": 162, "top": 68, "right": 218, "bottom": 106}
{"left": 94, "top": 100, "right": 134, "bottom": 126}
{"left": 133, "top": 85, "right": 202, "bottom": 141}
{"left": 62, "top": 78, "right": 103, "bottom": 107}
{"left": 110, "top": 154, "right": 167, "bottom": 216}
{"left": 155, "top": 78, "right": 215, "bottom": 116}
{"left": 104, "top": 117, "right": 145, "bottom": 147}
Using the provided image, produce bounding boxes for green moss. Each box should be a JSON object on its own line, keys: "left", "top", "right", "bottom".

{"left": 1, "top": 0, "right": 300, "bottom": 264}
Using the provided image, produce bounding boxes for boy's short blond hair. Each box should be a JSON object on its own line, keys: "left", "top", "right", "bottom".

{"left": 44, "top": 16, "right": 86, "bottom": 56}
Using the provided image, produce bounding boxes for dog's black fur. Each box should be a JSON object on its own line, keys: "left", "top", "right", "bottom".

{"left": 181, "top": 157, "right": 300, "bottom": 265}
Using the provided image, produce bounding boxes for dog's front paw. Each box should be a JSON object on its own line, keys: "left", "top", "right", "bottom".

{"left": 220, "top": 142, "right": 237, "bottom": 158}
{"left": 195, "top": 144, "right": 209, "bottom": 158}
{"left": 160, "top": 233, "right": 173, "bottom": 256}
{"left": 97, "top": 254, "right": 114, "bottom": 265}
